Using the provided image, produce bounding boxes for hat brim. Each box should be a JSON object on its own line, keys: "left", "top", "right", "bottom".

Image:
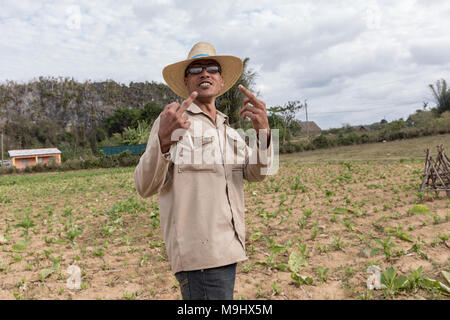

{"left": 162, "top": 55, "right": 243, "bottom": 99}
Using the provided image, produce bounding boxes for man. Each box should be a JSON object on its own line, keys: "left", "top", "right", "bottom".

{"left": 134, "top": 42, "right": 273, "bottom": 300}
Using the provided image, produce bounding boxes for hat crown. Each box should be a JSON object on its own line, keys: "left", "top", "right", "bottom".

{"left": 187, "top": 42, "right": 217, "bottom": 60}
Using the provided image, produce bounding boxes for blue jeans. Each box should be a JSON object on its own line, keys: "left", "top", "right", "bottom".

{"left": 175, "top": 263, "right": 237, "bottom": 300}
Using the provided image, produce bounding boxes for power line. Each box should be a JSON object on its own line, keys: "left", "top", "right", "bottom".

{"left": 307, "top": 100, "right": 420, "bottom": 116}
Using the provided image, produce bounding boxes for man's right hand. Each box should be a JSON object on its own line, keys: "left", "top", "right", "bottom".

{"left": 158, "top": 91, "right": 198, "bottom": 153}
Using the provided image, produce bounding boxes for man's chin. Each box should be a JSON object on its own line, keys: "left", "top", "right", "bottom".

{"left": 196, "top": 91, "right": 219, "bottom": 100}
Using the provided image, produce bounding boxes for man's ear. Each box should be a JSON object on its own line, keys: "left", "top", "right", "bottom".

{"left": 184, "top": 77, "right": 188, "bottom": 87}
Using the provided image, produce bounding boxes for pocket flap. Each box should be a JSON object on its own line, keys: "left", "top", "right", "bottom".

{"left": 192, "top": 135, "right": 214, "bottom": 148}
{"left": 177, "top": 164, "right": 217, "bottom": 173}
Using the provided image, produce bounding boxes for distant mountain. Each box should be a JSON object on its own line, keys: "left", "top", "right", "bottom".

{"left": 0, "top": 77, "right": 178, "bottom": 154}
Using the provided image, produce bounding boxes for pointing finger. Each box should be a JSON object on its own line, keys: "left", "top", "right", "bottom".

{"left": 238, "top": 85, "right": 257, "bottom": 102}
{"left": 177, "top": 91, "right": 198, "bottom": 115}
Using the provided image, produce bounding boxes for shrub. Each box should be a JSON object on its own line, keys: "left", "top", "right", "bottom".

{"left": 63, "top": 159, "right": 84, "bottom": 171}
{"left": 86, "top": 158, "right": 101, "bottom": 169}
{"left": 312, "top": 135, "right": 330, "bottom": 149}
{"left": 32, "top": 164, "right": 47, "bottom": 173}
{"left": 99, "top": 156, "right": 117, "bottom": 168}
{"left": 360, "top": 134, "right": 370, "bottom": 143}
{"left": 293, "top": 142, "right": 304, "bottom": 152}
{"left": 23, "top": 166, "right": 33, "bottom": 173}
{"left": 0, "top": 166, "right": 16, "bottom": 175}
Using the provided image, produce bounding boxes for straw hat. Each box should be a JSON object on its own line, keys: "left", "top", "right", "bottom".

{"left": 162, "top": 42, "right": 243, "bottom": 99}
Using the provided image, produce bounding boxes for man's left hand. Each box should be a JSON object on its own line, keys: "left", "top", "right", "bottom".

{"left": 238, "top": 85, "right": 271, "bottom": 144}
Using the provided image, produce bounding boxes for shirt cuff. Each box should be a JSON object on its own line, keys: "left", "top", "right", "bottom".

{"left": 162, "top": 151, "right": 171, "bottom": 160}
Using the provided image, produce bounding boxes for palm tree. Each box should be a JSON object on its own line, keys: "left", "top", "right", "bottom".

{"left": 216, "top": 57, "right": 258, "bottom": 128}
{"left": 429, "top": 79, "right": 450, "bottom": 115}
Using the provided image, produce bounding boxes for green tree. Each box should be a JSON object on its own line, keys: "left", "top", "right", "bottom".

{"left": 268, "top": 113, "right": 284, "bottom": 132}
{"left": 429, "top": 79, "right": 450, "bottom": 115}
{"left": 139, "top": 101, "right": 163, "bottom": 126}
{"left": 268, "top": 101, "right": 304, "bottom": 147}
{"left": 105, "top": 108, "right": 140, "bottom": 135}
{"left": 406, "top": 109, "right": 436, "bottom": 128}
{"left": 290, "top": 119, "right": 303, "bottom": 137}
{"left": 386, "top": 119, "right": 406, "bottom": 132}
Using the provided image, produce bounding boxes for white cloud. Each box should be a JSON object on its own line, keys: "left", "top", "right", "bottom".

{"left": 1, "top": 0, "right": 450, "bottom": 129}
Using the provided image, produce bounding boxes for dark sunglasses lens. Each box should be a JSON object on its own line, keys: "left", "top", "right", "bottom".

{"left": 188, "top": 67, "right": 203, "bottom": 74}
{"left": 206, "top": 66, "right": 220, "bottom": 73}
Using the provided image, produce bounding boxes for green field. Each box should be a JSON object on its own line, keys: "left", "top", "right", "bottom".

{"left": 285, "top": 133, "right": 450, "bottom": 162}
{"left": 0, "top": 134, "right": 449, "bottom": 300}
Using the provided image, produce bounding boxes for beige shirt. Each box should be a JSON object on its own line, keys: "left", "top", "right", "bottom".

{"left": 134, "top": 103, "right": 273, "bottom": 274}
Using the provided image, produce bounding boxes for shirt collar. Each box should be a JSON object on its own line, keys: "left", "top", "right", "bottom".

{"left": 187, "top": 102, "right": 229, "bottom": 126}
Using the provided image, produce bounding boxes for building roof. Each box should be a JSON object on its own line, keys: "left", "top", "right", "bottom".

{"left": 359, "top": 125, "right": 371, "bottom": 131}
{"left": 8, "top": 148, "right": 61, "bottom": 158}
{"left": 299, "top": 121, "right": 322, "bottom": 133}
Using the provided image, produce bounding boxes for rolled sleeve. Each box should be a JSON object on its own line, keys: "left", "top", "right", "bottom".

{"left": 244, "top": 132, "right": 274, "bottom": 182}
{"left": 134, "top": 117, "right": 172, "bottom": 198}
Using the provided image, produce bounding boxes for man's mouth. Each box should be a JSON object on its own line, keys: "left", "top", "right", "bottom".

{"left": 199, "top": 81, "right": 212, "bottom": 88}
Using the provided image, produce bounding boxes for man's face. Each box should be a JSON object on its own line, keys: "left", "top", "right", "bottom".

{"left": 184, "top": 59, "right": 224, "bottom": 99}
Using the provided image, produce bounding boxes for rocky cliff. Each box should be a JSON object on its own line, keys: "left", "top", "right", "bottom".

{"left": 0, "top": 77, "right": 178, "bottom": 153}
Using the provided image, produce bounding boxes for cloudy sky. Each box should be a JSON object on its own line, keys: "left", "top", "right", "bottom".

{"left": 1, "top": 0, "right": 450, "bottom": 129}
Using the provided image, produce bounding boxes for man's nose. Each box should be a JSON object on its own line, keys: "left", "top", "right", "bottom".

{"left": 199, "top": 68, "right": 210, "bottom": 77}
{"left": 199, "top": 71, "right": 211, "bottom": 79}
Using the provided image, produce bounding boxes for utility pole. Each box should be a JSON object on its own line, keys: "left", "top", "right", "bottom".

{"left": 304, "top": 99, "right": 309, "bottom": 141}
{"left": 1, "top": 132, "right": 3, "bottom": 165}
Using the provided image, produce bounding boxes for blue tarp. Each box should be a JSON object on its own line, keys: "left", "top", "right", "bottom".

{"left": 99, "top": 144, "right": 146, "bottom": 156}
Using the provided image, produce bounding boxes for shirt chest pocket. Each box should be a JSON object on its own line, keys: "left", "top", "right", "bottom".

{"left": 225, "top": 132, "right": 246, "bottom": 165}
{"left": 176, "top": 135, "right": 218, "bottom": 172}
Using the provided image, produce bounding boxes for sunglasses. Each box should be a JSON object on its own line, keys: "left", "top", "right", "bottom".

{"left": 185, "top": 65, "right": 221, "bottom": 77}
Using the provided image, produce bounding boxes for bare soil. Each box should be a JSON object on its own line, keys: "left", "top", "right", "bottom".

{"left": 1, "top": 141, "right": 449, "bottom": 300}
